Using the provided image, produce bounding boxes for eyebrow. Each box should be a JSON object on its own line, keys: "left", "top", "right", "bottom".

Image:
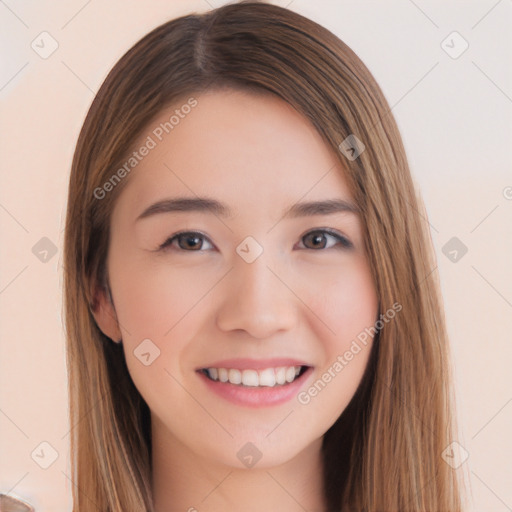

{"left": 135, "top": 196, "right": 359, "bottom": 222}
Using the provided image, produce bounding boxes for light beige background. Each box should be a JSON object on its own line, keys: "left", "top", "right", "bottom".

{"left": 1, "top": 0, "right": 511, "bottom": 510}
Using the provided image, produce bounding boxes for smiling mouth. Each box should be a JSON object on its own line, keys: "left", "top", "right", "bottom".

{"left": 199, "top": 365, "right": 310, "bottom": 387}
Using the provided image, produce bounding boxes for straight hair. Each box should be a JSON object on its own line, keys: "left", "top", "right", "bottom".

{"left": 63, "top": 1, "right": 464, "bottom": 510}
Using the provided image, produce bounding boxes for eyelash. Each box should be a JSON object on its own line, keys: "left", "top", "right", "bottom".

{"left": 156, "top": 228, "right": 353, "bottom": 252}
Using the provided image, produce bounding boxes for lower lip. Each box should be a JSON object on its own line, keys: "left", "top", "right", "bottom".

{"left": 196, "top": 367, "right": 313, "bottom": 408}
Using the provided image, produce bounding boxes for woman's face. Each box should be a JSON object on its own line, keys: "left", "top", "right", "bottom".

{"left": 94, "top": 88, "right": 379, "bottom": 469}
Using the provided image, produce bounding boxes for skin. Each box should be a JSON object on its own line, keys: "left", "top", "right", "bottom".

{"left": 93, "top": 89, "right": 379, "bottom": 512}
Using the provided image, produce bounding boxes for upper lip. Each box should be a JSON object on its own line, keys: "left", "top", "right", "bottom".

{"left": 197, "top": 358, "right": 311, "bottom": 371}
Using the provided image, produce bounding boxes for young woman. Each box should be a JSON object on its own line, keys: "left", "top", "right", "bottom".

{"left": 63, "top": 2, "right": 465, "bottom": 510}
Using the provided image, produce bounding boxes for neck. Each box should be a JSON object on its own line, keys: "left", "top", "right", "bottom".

{"left": 151, "top": 416, "right": 327, "bottom": 512}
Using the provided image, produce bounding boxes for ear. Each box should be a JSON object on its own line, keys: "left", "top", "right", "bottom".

{"left": 90, "top": 282, "right": 123, "bottom": 343}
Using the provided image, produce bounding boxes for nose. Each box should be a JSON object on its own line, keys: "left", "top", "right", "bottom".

{"left": 215, "top": 252, "right": 297, "bottom": 339}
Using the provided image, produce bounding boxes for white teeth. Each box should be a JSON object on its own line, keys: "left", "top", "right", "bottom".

{"left": 228, "top": 369, "right": 242, "bottom": 385}
{"left": 241, "top": 369, "right": 259, "bottom": 387}
{"left": 258, "top": 368, "right": 276, "bottom": 387}
{"left": 285, "top": 367, "right": 296, "bottom": 383}
{"left": 275, "top": 367, "right": 286, "bottom": 385}
{"left": 204, "top": 365, "right": 304, "bottom": 387}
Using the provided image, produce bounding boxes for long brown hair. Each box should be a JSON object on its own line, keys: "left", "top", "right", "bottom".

{"left": 63, "top": 1, "right": 465, "bottom": 510}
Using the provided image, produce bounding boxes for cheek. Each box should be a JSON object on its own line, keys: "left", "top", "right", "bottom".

{"left": 108, "top": 254, "right": 217, "bottom": 343}
{"left": 106, "top": 260, "right": 199, "bottom": 392}
{"left": 107, "top": 256, "right": 226, "bottom": 403}
{"left": 296, "top": 258, "right": 378, "bottom": 423}
{"left": 308, "top": 257, "right": 379, "bottom": 348}
{"left": 109, "top": 265, "right": 206, "bottom": 420}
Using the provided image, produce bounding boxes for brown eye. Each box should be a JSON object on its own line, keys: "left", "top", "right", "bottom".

{"left": 177, "top": 233, "right": 203, "bottom": 250}
{"left": 159, "top": 231, "right": 214, "bottom": 251}
{"left": 300, "top": 229, "right": 353, "bottom": 250}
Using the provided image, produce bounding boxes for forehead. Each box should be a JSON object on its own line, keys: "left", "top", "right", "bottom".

{"left": 111, "top": 88, "right": 354, "bottom": 224}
